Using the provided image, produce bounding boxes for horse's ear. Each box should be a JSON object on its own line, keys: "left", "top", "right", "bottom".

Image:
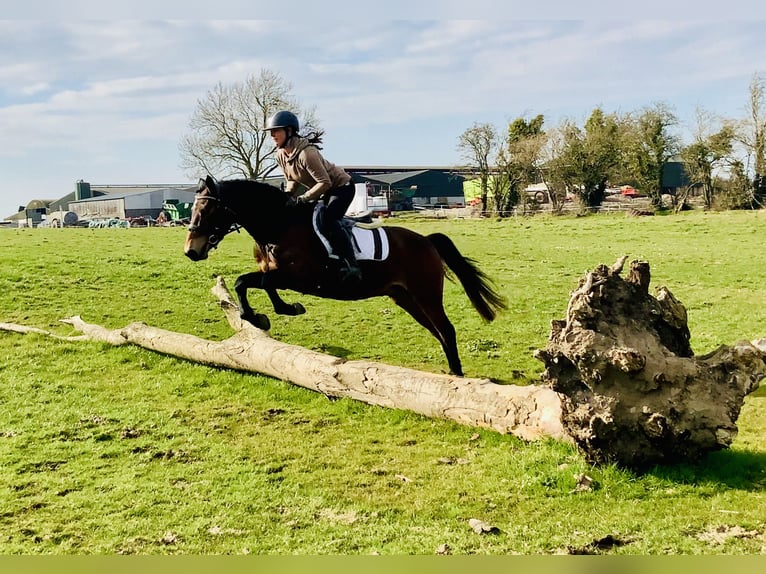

{"left": 204, "top": 175, "right": 218, "bottom": 194}
{"left": 197, "top": 178, "right": 206, "bottom": 191}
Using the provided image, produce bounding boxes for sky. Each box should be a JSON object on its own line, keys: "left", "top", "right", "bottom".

{"left": 2, "top": 2, "right": 766, "bottom": 218}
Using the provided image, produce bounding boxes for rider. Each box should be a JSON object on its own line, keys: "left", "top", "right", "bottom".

{"left": 264, "top": 110, "right": 362, "bottom": 283}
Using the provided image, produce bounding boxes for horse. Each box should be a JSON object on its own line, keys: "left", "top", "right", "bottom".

{"left": 184, "top": 175, "right": 507, "bottom": 376}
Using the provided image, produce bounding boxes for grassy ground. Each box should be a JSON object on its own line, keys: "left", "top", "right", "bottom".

{"left": 1, "top": 210, "right": 765, "bottom": 554}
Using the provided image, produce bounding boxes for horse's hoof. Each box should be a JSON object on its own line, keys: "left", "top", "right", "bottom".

{"left": 275, "top": 302, "right": 306, "bottom": 316}
{"left": 241, "top": 312, "right": 271, "bottom": 331}
{"left": 292, "top": 303, "right": 306, "bottom": 315}
{"left": 252, "top": 314, "right": 271, "bottom": 330}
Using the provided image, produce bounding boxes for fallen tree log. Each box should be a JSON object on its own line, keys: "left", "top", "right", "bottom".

{"left": 0, "top": 276, "right": 566, "bottom": 443}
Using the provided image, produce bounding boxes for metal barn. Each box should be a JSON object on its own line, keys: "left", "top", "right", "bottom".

{"left": 68, "top": 185, "right": 197, "bottom": 220}
{"left": 350, "top": 169, "right": 465, "bottom": 211}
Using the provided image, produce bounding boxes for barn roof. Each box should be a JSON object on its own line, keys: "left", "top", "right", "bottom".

{"left": 4, "top": 211, "right": 28, "bottom": 221}
{"left": 25, "top": 199, "right": 52, "bottom": 210}
{"left": 361, "top": 170, "right": 430, "bottom": 185}
{"left": 49, "top": 190, "right": 107, "bottom": 212}
{"left": 90, "top": 184, "right": 196, "bottom": 196}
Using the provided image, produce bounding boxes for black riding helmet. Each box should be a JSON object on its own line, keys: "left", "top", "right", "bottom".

{"left": 264, "top": 110, "right": 299, "bottom": 132}
{"left": 264, "top": 111, "right": 300, "bottom": 149}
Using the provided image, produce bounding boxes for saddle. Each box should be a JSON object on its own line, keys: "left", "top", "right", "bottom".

{"left": 311, "top": 204, "right": 389, "bottom": 261}
{"left": 342, "top": 210, "right": 377, "bottom": 228}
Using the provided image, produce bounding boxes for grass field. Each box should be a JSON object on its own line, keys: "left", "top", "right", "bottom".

{"left": 1, "top": 209, "right": 765, "bottom": 554}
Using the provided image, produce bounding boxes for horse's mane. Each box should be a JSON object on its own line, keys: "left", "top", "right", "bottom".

{"left": 217, "top": 178, "right": 283, "bottom": 202}
{"left": 215, "top": 178, "right": 309, "bottom": 241}
{"left": 217, "top": 178, "right": 296, "bottom": 213}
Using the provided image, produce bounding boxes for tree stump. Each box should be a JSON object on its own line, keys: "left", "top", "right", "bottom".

{"left": 534, "top": 256, "right": 765, "bottom": 470}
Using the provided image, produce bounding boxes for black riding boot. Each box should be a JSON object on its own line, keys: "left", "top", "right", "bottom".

{"left": 326, "top": 221, "right": 362, "bottom": 283}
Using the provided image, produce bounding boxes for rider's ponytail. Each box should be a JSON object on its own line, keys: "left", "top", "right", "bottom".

{"left": 303, "top": 130, "right": 324, "bottom": 149}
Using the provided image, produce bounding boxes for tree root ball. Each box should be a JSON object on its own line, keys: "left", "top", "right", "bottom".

{"left": 534, "top": 257, "right": 765, "bottom": 471}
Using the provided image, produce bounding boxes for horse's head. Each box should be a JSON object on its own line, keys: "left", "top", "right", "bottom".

{"left": 184, "top": 175, "right": 238, "bottom": 261}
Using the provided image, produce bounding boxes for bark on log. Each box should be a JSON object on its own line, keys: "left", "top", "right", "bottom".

{"left": 0, "top": 277, "right": 567, "bottom": 443}
{"left": 534, "top": 257, "right": 765, "bottom": 470}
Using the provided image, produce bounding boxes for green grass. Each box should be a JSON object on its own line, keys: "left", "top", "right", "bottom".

{"left": 1, "top": 210, "right": 765, "bottom": 554}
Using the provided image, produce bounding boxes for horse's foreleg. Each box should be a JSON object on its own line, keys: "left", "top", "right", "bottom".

{"left": 256, "top": 270, "right": 306, "bottom": 316}
{"left": 235, "top": 271, "right": 304, "bottom": 325}
{"left": 233, "top": 272, "right": 271, "bottom": 331}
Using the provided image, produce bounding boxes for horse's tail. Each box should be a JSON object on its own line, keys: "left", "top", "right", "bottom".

{"left": 427, "top": 233, "right": 508, "bottom": 322}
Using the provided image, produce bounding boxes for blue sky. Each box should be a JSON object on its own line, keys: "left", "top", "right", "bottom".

{"left": 2, "top": 8, "right": 766, "bottom": 218}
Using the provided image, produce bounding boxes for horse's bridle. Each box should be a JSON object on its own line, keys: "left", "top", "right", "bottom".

{"left": 187, "top": 192, "right": 241, "bottom": 247}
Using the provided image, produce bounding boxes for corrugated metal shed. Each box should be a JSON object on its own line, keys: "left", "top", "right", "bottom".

{"left": 68, "top": 186, "right": 198, "bottom": 219}
{"left": 49, "top": 190, "right": 106, "bottom": 212}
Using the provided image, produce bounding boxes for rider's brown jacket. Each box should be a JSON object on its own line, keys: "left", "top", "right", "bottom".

{"left": 276, "top": 136, "right": 352, "bottom": 201}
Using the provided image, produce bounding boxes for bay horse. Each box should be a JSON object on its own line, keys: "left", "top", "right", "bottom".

{"left": 184, "top": 175, "right": 507, "bottom": 376}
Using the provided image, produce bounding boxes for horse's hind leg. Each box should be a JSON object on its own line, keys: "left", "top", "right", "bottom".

{"left": 233, "top": 272, "right": 271, "bottom": 330}
{"left": 389, "top": 286, "right": 462, "bottom": 376}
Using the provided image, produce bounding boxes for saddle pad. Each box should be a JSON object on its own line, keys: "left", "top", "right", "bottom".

{"left": 312, "top": 206, "right": 389, "bottom": 261}
{"left": 349, "top": 226, "right": 389, "bottom": 261}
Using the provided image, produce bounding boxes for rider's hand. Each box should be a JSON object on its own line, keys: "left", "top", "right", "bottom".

{"left": 296, "top": 194, "right": 312, "bottom": 204}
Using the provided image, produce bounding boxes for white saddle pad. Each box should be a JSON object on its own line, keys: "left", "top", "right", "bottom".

{"left": 348, "top": 226, "right": 389, "bottom": 261}
{"left": 311, "top": 206, "right": 389, "bottom": 261}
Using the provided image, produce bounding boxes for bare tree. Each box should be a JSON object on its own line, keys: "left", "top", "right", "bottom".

{"left": 680, "top": 108, "right": 736, "bottom": 210}
{"left": 538, "top": 124, "right": 571, "bottom": 214}
{"left": 487, "top": 151, "right": 513, "bottom": 216}
{"left": 458, "top": 123, "right": 498, "bottom": 216}
{"left": 734, "top": 72, "right": 766, "bottom": 205}
{"left": 179, "top": 69, "right": 318, "bottom": 180}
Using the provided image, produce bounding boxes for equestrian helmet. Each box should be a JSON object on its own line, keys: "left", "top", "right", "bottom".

{"left": 264, "top": 110, "right": 300, "bottom": 132}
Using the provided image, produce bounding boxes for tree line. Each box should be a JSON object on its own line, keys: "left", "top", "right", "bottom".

{"left": 178, "top": 68, "right": 765, "bottom": 216}
{"left": 458, "top": 72, "right": 766, "bottom": 216}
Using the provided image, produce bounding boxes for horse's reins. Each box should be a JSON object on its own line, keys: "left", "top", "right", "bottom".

{"left": 188, "top": 193, "right": 241, "bottom": 247}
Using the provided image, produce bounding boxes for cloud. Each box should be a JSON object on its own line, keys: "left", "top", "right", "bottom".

{"left": 2, "top": 19, "right": 766, "bottom": 218}
{"left": 20, "top": 82, "right": 51, "bottom": 96}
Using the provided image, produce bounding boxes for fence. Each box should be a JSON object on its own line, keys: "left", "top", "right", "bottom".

{"left": 415, "top": 197, "right": 656, "bottom": 219}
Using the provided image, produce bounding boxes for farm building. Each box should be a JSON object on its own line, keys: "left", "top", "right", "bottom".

{"left": 68, "top": 182, "right": 197, "bottom": 221}
{"left": 2, "top": 199, "right": 54, "bottom": 228}
{"left": 661, "top": 160, "right": 692, "bottom": 195}
{"left": 348, "top": 169, "right": 466, "bottom": 211}
{"left": 3, "top": 180, "right": 198, "bottom": 227}
{"left": 462, "top": 177, "right": 552, "bottom": 205}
